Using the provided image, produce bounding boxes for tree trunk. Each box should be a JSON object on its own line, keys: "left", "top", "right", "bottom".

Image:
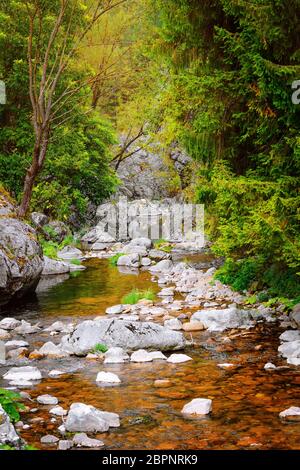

{"left": 18, "top": 128, "right": 49, "bottom": 217}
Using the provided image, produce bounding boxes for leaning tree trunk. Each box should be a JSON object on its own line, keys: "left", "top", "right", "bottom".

{"left": 18, "top": 129, "right": 49, "bottom": 218}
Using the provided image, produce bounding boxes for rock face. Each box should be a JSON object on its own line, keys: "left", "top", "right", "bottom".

{"left": 0, "top": 404, "right": 20, "bottom": 446}
{"left": 65, "top": 403, "right": 120, "bottom": 433}
{"left": 60, "top": 318, "right": 186, "bottom": 355}
{"left": 191, "top": 307, "right": 253, "bottom": 332}
{"left": 0, "top": 200, "right": 43, "bottom": 306}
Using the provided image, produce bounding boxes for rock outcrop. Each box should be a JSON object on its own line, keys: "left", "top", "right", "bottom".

{"left": 0, "top": 192, "right": 43, "bottom": 307}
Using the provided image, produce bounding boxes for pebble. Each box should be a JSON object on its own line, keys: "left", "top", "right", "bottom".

{"left": 58, "top": 440, "right": 73, "bottom": 450}
{"left": 279, "top": 406, "right": 300, "bottom": 419}
{"left": 73, "top": 433, "right": 104, "bottom": 448}
{"left": 96, "top": 372, "right": 121, "bottom": 384}
{"left": 264, "top": 362, "right": 277, "bottom": 370}
{"left": 182, "top": 321, "right": 205, "bottom": 332}
{"left": 50, "top": 406, "right": 68, "bottom": 417}
{"left": 181, "top": 398, "right": 212, "bottom": 415}
{"left": 41, "top": 435, "right": 59, "bottom": 444}
{"left": 37, "top": 394, "right": 59, "bottom": 405}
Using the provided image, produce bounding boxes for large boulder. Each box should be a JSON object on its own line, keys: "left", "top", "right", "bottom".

{"left": 191, "top": 307, "right": 253, "bottom": 332}
{"left": 60, "top": 318, "right": 186, "bottom": 355}
{"left": 117, "top": 253, "right": 141, "bottom": 268}
{"left": 0, "top": 204, "right": 43, "bottom": 306}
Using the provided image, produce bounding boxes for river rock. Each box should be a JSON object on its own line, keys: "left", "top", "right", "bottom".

{"left": 167, "top": 354, "right": 192, "bottom": 364}
{"left": 279, "top": 330, "right": 300, "bottom": 342}
{"left": 14, "top": 320, "right": 40, "bottom": 335}
{"left": 38, "top": 341, "right": 68, "bottom": 358}
{"left": 0, "top": 404, "right": 20, "bottom": 446}
{"left": 0, "top": 329, "right": 11, "bottom": 340}
{"left": 191, "top": 307, "right": 253, "bottom": 332}
{"left": 58, "top": 439, "right": 73, "bottom": 450}
{"left": 287, "top": 357, "right": 300, "bottom": 366}
{"left": 48, "top": 370, "right": 65, "bottom": 378}
{"left": 181, "top": 398, "right": 212, "bottom": 416}
{"left": 117, "top": 253, "right": 141, "bottom": 268}
{"left": 73, "top": 432, "right": 104, "bottom": 448}
{"left": 42, "top": 256, "right": 70, "bottom": 275}
{"left": 182, "top": 321, "right": 205, "bottom": 332}
{"left": 104, "top": 347, "right": 129, "bottom": 364}
{"left": 37, "top": 395, "right": 58, "bottom": 405}
{"left": 65, "top": 403, "right": 119, "bottom": 432}
{"left": 278, "top": 340, "right": 300, "bottom": 359}
{"left": 130, "top": 238, "right": 152, "bottom": 249}
{"left": 0, "top": 213, "right": 43, "bottom": 307}
{"left": 131, "top": 349, "right": 153, "bottom": 362}
{"left": 164, "top": 318, "right": 183, "bottom": 331}
{"left": 148, "top": 249, "right": 170, "bottom": 260}
{"left": 41, "top": 434, "right": 59, "bottom": 444}
{"left": 264, "top": 362, "right": 277, "bottom": 370}
{"left": 279, "top": 406, "right": 300, "bottom": 419}
{"left": 141, "top": 258, "right": 151, "bottom": 266}
{"left": 3, "top": 366, "right": 42, "bottom": 382}
{"left": 158, "top": 288, "right": 175, "bottom": 297}
{"left": 149, "top": 260, "right": 173, "bottom": 273}
{"left": 60, "top": 318, "right": 186, "bottom": 355}
{"left": 0, "top": 318, "right": 21, "bottom": 330}
{"left": 50, "top": 406, "right": 67, "bottom": 417}
{"left": 57, "top": 246, "right": 83, "bottom": 260}
{"left": 96, "top": 372, "right": 121, "bottom": 384}
{"left": 106, "top": 305, "right": 124, "bottom": 315}
{"left": 5, "top": 340, "right": 29, "bottom": 351}
{"left": 44, "top": 321, "right": 72, "bottom": 333}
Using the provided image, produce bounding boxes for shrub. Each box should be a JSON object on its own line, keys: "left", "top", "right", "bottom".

{"left": 122, "top": 289, "right": 155, "bottom": 305}
{"left": 0, "top": 389, "right": 25, "bottom": 423}
{"left": 215, "top": 257, "right": 264, "bottom": 292}
{"left": 92, "top": 343, "right": 108, "bottom": 354}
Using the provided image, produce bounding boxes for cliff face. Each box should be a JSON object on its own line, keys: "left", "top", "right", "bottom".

{"left": 0, "top": 190, "right": 44, "bottom": 307}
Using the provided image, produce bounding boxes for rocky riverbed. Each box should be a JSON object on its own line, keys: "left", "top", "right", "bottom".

{"left": 0, "top": 240, "right": 299, "bottom": 450}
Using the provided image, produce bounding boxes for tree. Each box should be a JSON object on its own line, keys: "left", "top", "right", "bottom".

{"left": 17, "top": 0, "right": 127, "bottom": 217}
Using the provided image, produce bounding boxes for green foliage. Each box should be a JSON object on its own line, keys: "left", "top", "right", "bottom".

{"left": 0, "top": 1, "right": 118, "bottom": 219}
{"left": 215, "top": 257, "right": 300, "bottom": 299}
{"left": 0, "top": 388, "right": 25, "bottom": 423}
{"left": 109, "top": 253, "right": 125, "bottom": 266}
{"left": 70, "top": 258, "right": 82, "bottom": 266}
{"left": 40, "top": 234, "right": 79, "bottom": 260}
{"left": 153, "top": 239, "right": 173, "bottom": 253}
{"left": 92, "top": 343, "right": 108, "bottom": 354}
{"left": 122, "top": 289, "right": 155, "bottom": 305}
{"left": 141, "top": 0, "right": 300, "bottom": 299}
{"left": 215, "top": 257, "right": 264, "bottom": 292}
